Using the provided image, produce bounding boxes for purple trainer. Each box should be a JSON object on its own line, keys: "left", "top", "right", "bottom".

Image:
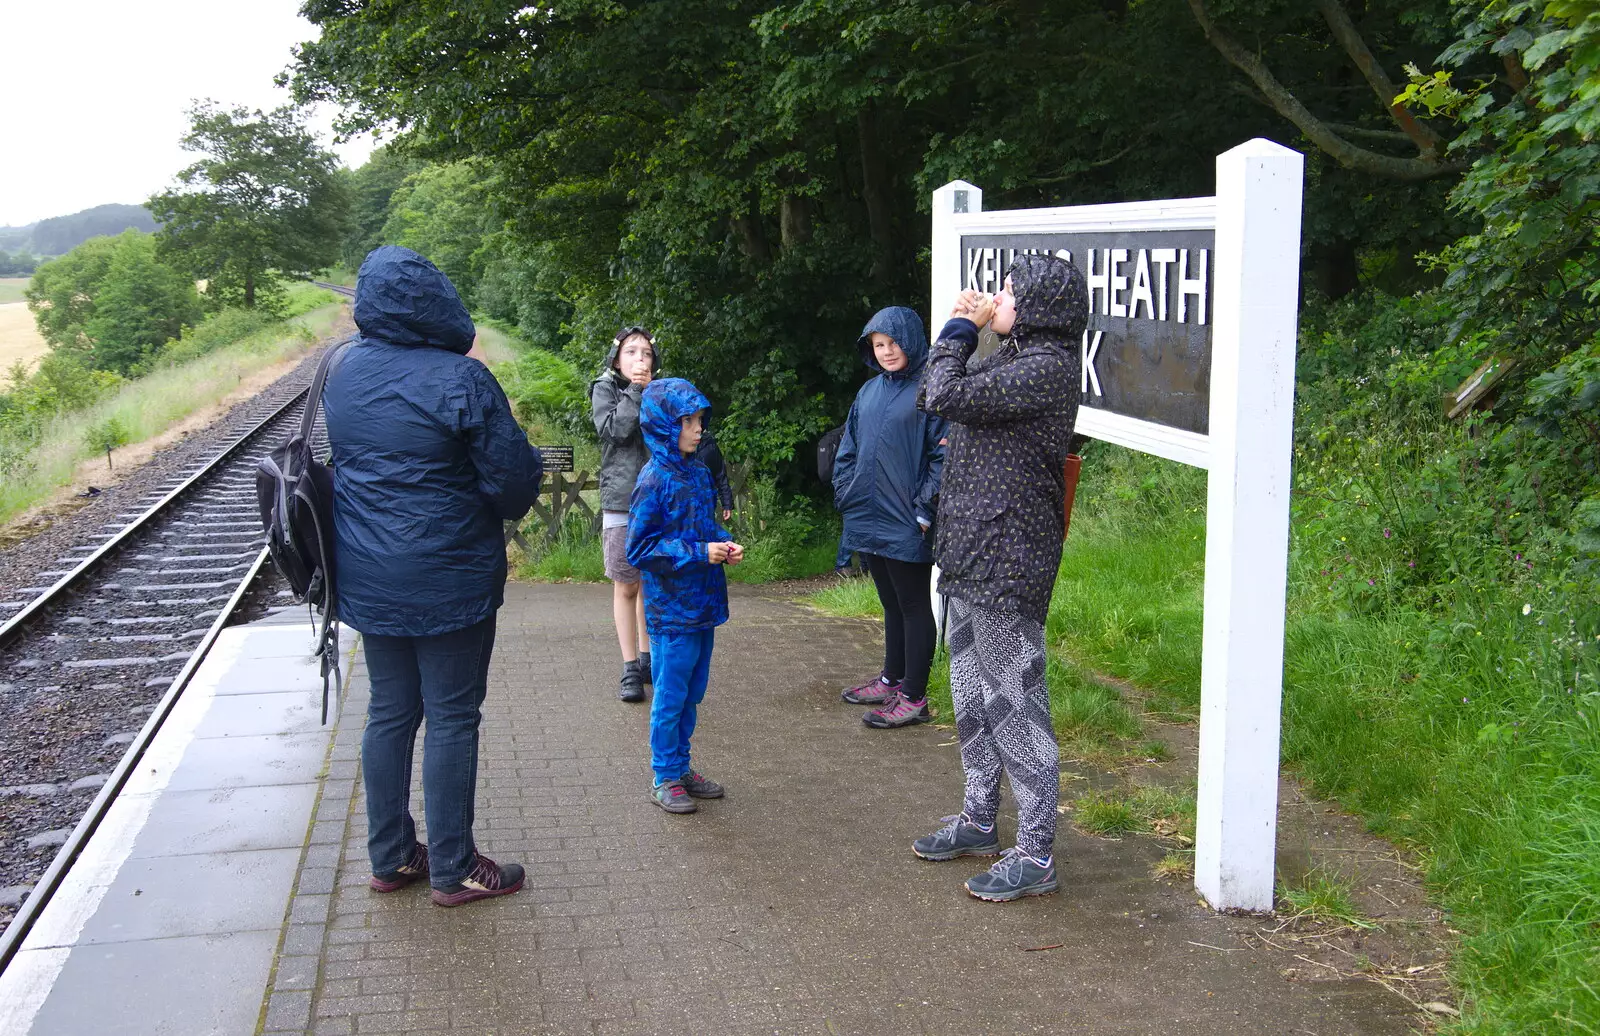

{"left": 369, "top": 841, "right": 428, "bottom": 892}
{"left": 430, "top": 853, "right": 525, "bottom": 907}
{"left": 842, "top": 673, "right": 900, "bottom": 705}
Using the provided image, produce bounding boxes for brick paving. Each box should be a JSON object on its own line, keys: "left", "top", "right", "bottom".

{"left": 265, "top": 582, "right": 1415, "bottom": 1035}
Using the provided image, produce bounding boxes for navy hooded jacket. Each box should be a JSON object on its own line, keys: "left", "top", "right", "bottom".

{"left": 324, "top": 246, "right": 544, "bottom": 636}
{"left": 625, "top": 378, "right": 731, "bottom": 635}
{"left": 832, "top": 307, "right": 947, "bottom": 564}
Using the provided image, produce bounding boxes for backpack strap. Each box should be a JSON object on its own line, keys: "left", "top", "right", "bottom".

{"left": 299, "top": 337, "right": 354, "bottom": 444}
{"left": 303, "top": 336, "right": 351, "bottom": 724}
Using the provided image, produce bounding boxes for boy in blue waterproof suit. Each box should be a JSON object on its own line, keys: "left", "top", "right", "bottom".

{"left": 625, "top": 378, "right": 744, "bottom": 813}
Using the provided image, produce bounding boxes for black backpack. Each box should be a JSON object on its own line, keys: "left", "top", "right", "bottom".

{"left": 256, "top": 339, "right": 350, "bottom": 722}
{"left": 817, "top": 424, "right": 846, "bottom": 485}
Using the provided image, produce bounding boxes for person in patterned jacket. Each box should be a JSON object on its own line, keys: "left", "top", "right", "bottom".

{"left": 626, "top": 377, "right": 744, "bottom": 813}
{"left": 912, "top": 252, "right": 1088, "bottom": 902}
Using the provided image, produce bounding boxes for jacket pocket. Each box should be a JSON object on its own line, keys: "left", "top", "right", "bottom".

{"left": 936, "top": 494, "right": 1006, "bottom": 580}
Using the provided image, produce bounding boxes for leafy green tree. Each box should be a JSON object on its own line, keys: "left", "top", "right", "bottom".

{"left": 340, "top": 144, "right": 427, "bottom": 268}
{"left": 380, "top": 161, "right": 499, "bottom": 300}
{"left": 289, "top": 0, "right": 1468, "bottom": 473}
{"left": 148, "top": 102, "right": 348, "bottom": 312}
{"left": 24, "top": 231, "right": 200, "bottom": 373}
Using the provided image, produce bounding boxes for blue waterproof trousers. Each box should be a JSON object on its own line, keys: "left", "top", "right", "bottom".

{"left": 649, "top": 629, "right": 714, "bottom": 785}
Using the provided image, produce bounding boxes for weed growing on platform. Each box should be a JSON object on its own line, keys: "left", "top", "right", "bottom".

{"left": 1153, "top": 852, "right": 1193, "bottom": 881}
{"left": 1279, "top": 869, "right": 1379, "bottom": 931}
{"left": 804, "top": 574, "right": 882, "bottom": 619}
{"left": 1073, "top": 791, "right": 1140, "bottom": 838}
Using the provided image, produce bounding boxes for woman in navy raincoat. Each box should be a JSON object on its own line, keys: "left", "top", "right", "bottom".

{"left": 325, "top": 246, "right": 543, "bottom": 907}
{"left": 831, "top": 306, "right": 946, "bottom": 728}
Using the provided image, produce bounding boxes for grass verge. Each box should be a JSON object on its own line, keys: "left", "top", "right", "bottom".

{"left": 0, "top": 300, "right": 342, "bottom": 524}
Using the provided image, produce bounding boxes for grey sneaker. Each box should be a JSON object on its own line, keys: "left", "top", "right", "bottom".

{"left": 912, "top": 814, "right": 1001, "bottom": 861}
{"left": 863, "top": 691, "right": 931, "bottom": 728}
{"left": 638, "top": 651, "right": 653, "bottom": 686}
{"left": 843, "top": 673, "right": 900, "bottom": 705}
{"left": 965, "top": 848, "right": 1059, "bottom": 902}
{"left": 681, "top": 770, "right": 724, "bottom": 798}
{"left": 652, "top": 779, "right": 697, "bottom": 814}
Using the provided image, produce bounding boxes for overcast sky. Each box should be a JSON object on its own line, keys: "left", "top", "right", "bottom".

{"left": 3, "top": 1, "right": 380, "bottom": 228}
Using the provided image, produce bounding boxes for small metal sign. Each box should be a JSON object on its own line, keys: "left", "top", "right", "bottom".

{"left": 537, "top": 445, "right": 575, "bottom": 472}
{"left": 960, "top": 230, "right": 1214, "bottom": 436}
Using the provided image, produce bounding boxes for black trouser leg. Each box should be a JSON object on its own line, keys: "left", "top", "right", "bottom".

{"left": 864, "top": 553, "right": 905, "bottom": 683}
{"left": 865, "top": 553, "right": 935, "bottom": 703}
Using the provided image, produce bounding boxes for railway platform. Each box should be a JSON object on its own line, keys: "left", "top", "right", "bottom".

{"left": 3, "top": 582, "right": 1422, "bottom": 1034}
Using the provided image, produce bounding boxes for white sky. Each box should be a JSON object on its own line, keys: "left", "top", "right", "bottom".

{"left": 2, "top": 0, "right": 381, "bottom": 228}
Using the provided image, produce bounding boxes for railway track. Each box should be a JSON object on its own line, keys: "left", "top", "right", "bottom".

{"left": 0, "top": 317, "right": 352, "bottom": 960}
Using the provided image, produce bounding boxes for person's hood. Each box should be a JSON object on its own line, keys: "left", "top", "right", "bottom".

{"left": 1006, "top": 253, "right": 1088, "bottom": 344}
{"left": 353, "top": 246, "right": 475, "bottom": 353}
{"left": 639, "top": 377, "right": 711, "bottom": 473}
{"left": 855, "top": 306, "right": 929, "bottom": 376}
{"left": 598, "top": 329, "right": 663, "bottom": 383}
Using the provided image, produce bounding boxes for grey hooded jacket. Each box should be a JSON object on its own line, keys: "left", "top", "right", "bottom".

{"left": 589, "top": 334, "right": 663, "bottom": 512}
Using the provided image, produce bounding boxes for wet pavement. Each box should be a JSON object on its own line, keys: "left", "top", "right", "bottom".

{"left": 265, "top": 582, "right": 1417, "bottom": 1035}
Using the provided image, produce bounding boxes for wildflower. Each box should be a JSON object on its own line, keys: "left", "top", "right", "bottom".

{"left": 1408, "top": 561, "right": 1415, "bottom": 568}
{"left": 1368, "top": 579, "right": 1375, "bottom": 586}
{"left": 1383, "top": 528, "right": 1392, "bottom": 539}
{"left": 1523, "top": 604, "right": 1532, "bottom": 616}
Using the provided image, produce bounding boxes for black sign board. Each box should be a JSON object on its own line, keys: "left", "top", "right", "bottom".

{"left": 537, "top": 445, "right": 575, "bottom": 472}
{"left": 961, "top": 230, "right": 1215, "bottom": 435}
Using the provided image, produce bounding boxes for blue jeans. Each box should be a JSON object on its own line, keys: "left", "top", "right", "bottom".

{"left": 649, "top": 629, "right": 714, "bottom": 785}
{"left": 361, "top": 614, "right": 496, "bottom": 889}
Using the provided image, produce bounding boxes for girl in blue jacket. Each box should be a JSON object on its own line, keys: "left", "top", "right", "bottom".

{"left": 832, "top": 306, "right": 946, "bottom": 728}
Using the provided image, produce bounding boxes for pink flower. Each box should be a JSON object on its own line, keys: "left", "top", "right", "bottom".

{"left": 1383, "top": 528, "right": 1392, "bottom": 539}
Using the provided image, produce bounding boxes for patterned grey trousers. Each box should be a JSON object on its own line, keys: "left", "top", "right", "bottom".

{"left": 947, "top": 597, "right": 1060, "bottom": 859}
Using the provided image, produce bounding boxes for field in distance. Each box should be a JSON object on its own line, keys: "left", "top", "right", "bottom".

{"left": 0, "top": 279, "right": 49, "bottom": 378}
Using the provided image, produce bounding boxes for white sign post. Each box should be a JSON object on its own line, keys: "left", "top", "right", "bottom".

{"left": 928, "top": 138, "right": 1303, "bottom": 912}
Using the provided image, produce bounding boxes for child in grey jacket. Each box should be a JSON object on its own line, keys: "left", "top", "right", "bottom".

{"left": 589, "top": 325, "right": 661, "bottom": 702}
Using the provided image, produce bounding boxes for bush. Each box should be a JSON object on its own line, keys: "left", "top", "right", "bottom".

{"left": 499, "top": 346, "right": 592, "bottom": 440}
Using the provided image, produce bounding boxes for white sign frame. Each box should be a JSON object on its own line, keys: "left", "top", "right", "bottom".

{"left": 929, "top": 139, "right": 1304, "bottom": 912}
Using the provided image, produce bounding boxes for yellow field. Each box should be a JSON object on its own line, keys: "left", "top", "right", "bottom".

{"left": 0, "top": 302, "right": 49, "bottom": 383}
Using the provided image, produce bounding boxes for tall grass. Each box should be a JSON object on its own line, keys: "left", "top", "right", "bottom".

{"left": 1056, "top": 444, "right": 1600, "bottom": 1032}
{"left": 0, "top": 302, "right": 341, "bottom": 523}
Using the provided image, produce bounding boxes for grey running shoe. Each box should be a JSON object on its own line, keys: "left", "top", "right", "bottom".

{"left": 842, "top": 673, "right": 900, "bottom": 705}
{"left": 863, "top": 691, "right": 931, "bottom": 728}
{"left": 638, "top": 651, "right": 653, "bottom": 686}
{"left": 619, "top": 660, "right": 644, "bottom": 703}
{"left": 681, "top": 770, "right": 724, "bottom": 798}
{"left": 912, "top": 814, "right": 1001, "bottom": 861}
{"left": 965, "top": 848, "right": 1059, "bottom": 902}
{"left": 652, "top": 779, "right": 697, "bottom": 813}
{"left": 430, "top": 853, "right": 525, "bottom": 907}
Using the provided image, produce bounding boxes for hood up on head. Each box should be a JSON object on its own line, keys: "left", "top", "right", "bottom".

{"left": 639, "top": 377, "right": 711, "bottom": 472}
{"left": 354, "top": 246, "right": 475, "bottom": 353}
{"left": 1006, "top": 253, "right": 1089, "bottom": 345}
{"left": 600, "top": 326, "right": 663, "bottom": 379}
{"left": 855, "top": 306, "right": 929, "bottom": 375}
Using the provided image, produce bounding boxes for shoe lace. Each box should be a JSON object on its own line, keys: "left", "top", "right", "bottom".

{"left": 471, "top": 853, "right": 501, "bottom": 889}
{"left": 990, "top": 847, "right": 1026, "bottom": 880}
{"left": 934, "top": 814, "right": 963, "bottom": 839}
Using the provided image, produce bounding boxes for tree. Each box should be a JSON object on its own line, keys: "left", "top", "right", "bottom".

{"left": 24, "top": 231, "right": 201, "bottom": 374}
{"left": 148, "top": 102, "right": 348, "bottom": 311}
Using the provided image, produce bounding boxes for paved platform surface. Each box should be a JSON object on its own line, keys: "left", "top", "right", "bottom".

{"left": 265, "top": 582, "right": 1415, "bottom": 1036}
{"left": 0, "top": 614, "right": 347, "bottom": 1036}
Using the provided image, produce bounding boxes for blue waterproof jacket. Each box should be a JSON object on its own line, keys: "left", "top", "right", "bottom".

{"left": 625, "top": 378, "right": 731, "bottom": 635}
{"left": 832, "top": 307, "right": 947, "bottom": 564}
{"left": 324, "top": 246, "right": 544, "bottom": 636}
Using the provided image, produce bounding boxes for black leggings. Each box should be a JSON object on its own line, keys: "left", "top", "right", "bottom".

{"left": 864, "top": 553, "right": 935, "bottom": 703}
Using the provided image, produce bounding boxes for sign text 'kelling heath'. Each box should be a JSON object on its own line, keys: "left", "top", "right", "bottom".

{"left": 961, "top": 233, "right": 1215, "bottom": 435}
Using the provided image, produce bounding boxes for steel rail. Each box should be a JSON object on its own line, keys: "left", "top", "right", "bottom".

{"left": 0, "top": 386, "right": 308, "bottom": 653}
{"left": 0, "top": 544, "right": 274, "bottom": 974}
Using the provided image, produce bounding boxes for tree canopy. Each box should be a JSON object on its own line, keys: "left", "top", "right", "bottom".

{"left": 147, "top": 102, "right": 348, "bottom": 311}
{"left": 24, "top": 231, "right": 201, "bottom": 374}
